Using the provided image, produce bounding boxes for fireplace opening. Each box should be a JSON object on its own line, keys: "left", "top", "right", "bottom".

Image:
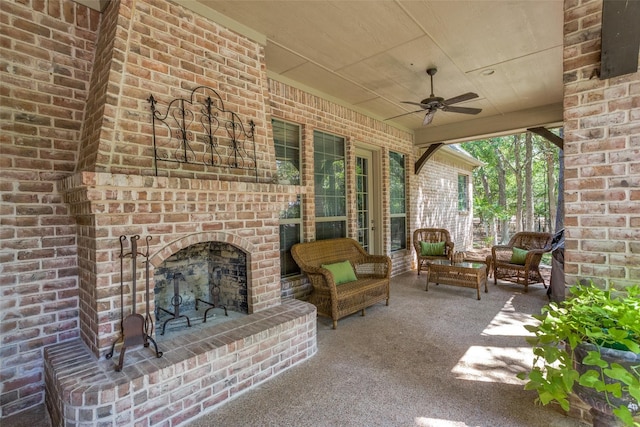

{"left": 153, "top": 241, "right": 248, "bottom": 341}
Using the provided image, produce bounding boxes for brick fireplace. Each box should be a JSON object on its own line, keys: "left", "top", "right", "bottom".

{"left": 43, "top": 172, "right": 317, "bottom": 426}
{"left": 41, "top": 0, "right": 317, "bottom": 425}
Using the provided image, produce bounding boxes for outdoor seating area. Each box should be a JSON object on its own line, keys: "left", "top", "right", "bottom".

{"left": 413, "top": 228, "right": 555, "bottom": 298}
{"left": 4, "top": 1, "right": 638, "bottom": 426}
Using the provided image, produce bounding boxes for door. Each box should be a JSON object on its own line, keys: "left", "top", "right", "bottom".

{"left": 355, "top": 148, "right": 381, "bottom": 254}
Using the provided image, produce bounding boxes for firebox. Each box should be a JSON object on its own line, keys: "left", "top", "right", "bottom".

{"left": 153, "top": 242, "right": 248, "bottom": 338}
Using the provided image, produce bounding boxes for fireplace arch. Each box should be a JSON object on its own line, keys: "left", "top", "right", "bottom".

{"left": 149, "top": 231, "right": 256, "bottom": 268}
{"left": 149, "top": 231, "right": 258, "bottom": 316}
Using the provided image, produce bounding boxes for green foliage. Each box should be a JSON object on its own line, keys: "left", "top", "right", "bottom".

{"left": 462, "top": 132, "right": 560, "bottom": 239}
{"left": 518, "top": 284, "right": 640, "bottom": 426}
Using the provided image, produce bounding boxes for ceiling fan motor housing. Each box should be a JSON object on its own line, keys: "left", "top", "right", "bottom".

{"left": 420, "top": 96, "right": 444, "bottom": 107}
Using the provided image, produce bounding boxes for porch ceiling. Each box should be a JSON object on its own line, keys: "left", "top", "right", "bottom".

{"left": 188, "top": 0, "right": 564, "bottom": 146}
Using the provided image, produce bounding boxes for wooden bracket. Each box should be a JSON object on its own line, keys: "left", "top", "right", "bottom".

{"left": 527, "top": 127, "right": 563, "bottom": 150}
{"left": 415, "top": 143, "right": 444, "bottom": 174}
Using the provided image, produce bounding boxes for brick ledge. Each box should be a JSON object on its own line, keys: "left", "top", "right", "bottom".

{"left": 44, "top": 299, "right": 317, "bottom": 426}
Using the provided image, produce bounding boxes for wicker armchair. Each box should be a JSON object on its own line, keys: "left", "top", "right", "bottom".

{"left": 413, "top": 228, "right": 454, "bottom": 275}
{"left": 491, "top": 231, "right": 553, "bottom": 292}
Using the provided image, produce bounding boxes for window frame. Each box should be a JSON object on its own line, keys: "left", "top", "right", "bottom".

{"left": 313, "top": 130, "right": 347, "bottom": 240}
{"left": 273, "top": 118, "right": 303, "bottom": 277}
{"left": 389, "top": 151, "right": 407, "bottom": 251}
{"left": 458, "top": 173, "right": 469, "bottom": 213}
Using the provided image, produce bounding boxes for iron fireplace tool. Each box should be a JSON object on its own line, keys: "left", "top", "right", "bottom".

{"left": 106, "top": 235, "right": 162, "bottom": 371}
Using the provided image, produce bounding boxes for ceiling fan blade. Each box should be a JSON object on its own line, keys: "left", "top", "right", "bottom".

{"left": 423, "top": 109, "right": 436, "bottom": 125}
{"left": 401, "top": 101, "right": 427, "bottom": 107}
{"left": 441, "top": 105, "right": 482, "bottom": 115}
{"left": 443, "top": 92, "right": 479, "bottom": 105}
{"left": 384, "top": 109, "right": 424, "bottom": 121}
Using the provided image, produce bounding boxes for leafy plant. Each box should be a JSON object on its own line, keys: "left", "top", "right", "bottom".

{"left": 518, "top": 284, "right": 640, "bottom": 426}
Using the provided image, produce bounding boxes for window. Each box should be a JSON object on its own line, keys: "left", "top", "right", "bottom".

{"left": 458, "top": 174, "right": 469, "bottom": 212}
{"left": 279, "top": 195, "right": 302, "bottom": 277}
{"left": 273, "top": 119, "right": 302, "bottom": 276}
{"left": 314, "top": 130, "right": 346, "bottom": 239}
{"left": 389, "top": 151, "right": 406, "bottom": 251}
{"left": 273, "top": 120, "right": 301, "bottom": 185}
{"left": 355, "top": 155, "right": 370, "bottom": 251}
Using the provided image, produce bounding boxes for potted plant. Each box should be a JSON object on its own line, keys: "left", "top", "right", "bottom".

{"left": 518, "top": 283, "right": 640, "bottom": 426}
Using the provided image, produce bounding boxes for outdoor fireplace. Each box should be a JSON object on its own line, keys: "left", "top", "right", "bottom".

{"left": 44, "top": 174, "right": 317, "bottom": 426}
{"left": 42, "top": 2, "right": 317, "bottom": 425}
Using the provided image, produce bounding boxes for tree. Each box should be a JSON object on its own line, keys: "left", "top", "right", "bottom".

{"left": 525, "top": 132, "right": 534, "bottom": 231}
{"left": 461, "top": 130, "right": 561, "bottom": 246}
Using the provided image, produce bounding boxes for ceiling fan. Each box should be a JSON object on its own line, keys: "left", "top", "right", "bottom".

{"left": 387, "top": 68, "right": 482, "bottom": 126}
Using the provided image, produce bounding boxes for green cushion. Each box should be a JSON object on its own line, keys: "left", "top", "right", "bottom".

{"left": 321, "top": 260, "right": 357, "bottom": 285}
{"left": 510, "top": 247, "right": 529, "bottom": 265}
{"left": 420, "top": 241, "right": 445, "bottom": 256}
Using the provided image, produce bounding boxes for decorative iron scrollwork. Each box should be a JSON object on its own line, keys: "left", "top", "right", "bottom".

{"left": 148, "top": 86, "right": 257, "bottom": 180}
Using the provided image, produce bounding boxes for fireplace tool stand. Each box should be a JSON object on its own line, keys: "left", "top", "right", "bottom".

{"left": 195, "top": 267, "right": 228, "bottom": 322}
{"left": 157, "top": 272, "right": 192, "bottom": 335}
{"left": 106, "top": 235, "right": 162, "bottom": 371}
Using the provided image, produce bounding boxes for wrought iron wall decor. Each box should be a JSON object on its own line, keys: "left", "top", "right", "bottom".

{"left": 148, "top": 86, "right": 257, "bottom": 180}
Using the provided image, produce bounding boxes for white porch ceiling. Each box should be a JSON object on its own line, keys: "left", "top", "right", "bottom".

{"left": 189, "top": 0, "right": 564, "bottom": 146}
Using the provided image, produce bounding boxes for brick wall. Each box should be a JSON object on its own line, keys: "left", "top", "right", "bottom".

{"left": 0, "top": 0, "right": 288, "bottom": 417}
{"left": 268, "top": 79, "right": 418, "bottom": 276}
{"left": 410, "top": 149, "right": 476, "bottom": 256}
{"left": 0, "top": 0, "right": 100, "bottom": 417}
{"left": 563, "top": 0, "right": 640, "bottom": 288}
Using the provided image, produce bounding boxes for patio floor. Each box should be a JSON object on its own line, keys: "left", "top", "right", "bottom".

{"left": 9, "top": 267, "right": 587, "bottom": 427}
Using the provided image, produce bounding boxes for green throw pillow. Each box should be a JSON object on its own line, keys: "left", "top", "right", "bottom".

{"left": 510, "top": 247, "right": 529, "bottom": 265}
{"left": 420, "top": 241, "right": 445, "bottom": 256}
{"left": 321, "top": 260, "right": 357, "bottom": 285}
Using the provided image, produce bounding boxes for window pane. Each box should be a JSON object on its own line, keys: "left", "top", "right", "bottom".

{"left": 316, "top": 221, "right": 346, "bottom": 240}
{"left": 390, "top": 217, "right": 406, "bottom": 251}
{"left": 280, "top": 223, "right": 301, "bottom": 276}
{"left": 280, "top": 195, "right": 301, "bottom": 220}
{"left": 273, "top": 119, "right": 301, "bottom": 185}
{"left": 458, "top": 174, "right": 468, "bottom": 211}
{"left": 390, "top": 151, "right": 405, "bottom": 214}
{"left": 390, "top": 151, "right": 406, "bottom": 251}
{"left": 314, "top": 131, "right": 346, "bottom": 220}
{"left": 273, "top": 118, "right": 303, "bottom": 277}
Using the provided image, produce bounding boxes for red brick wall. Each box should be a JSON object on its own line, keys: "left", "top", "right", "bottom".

{"left": 563, "top": 0, "right": 640, "bottom": 288}
{"left": 268, "top": 79, "right": 417, "bottom": 275}
{"left": 1, "top": 0, "right": 285, "bottom": 417}
{"left": 77, "top": 0, "right": 274, "bottom": 180}
{"left": 55, "top": 0, "right": 286, "bottom": 364}
{"left": 0, "top": 0, "right": 100, "bottom": 417}
{"left": 411, "top": 149, "right": 476, "bottom": 256}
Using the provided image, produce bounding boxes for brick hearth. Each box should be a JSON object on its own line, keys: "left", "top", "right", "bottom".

{"left": 45, "top": 299, "right": 316, "bottom": 426}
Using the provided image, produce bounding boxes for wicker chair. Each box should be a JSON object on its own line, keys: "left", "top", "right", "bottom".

{"left": 490, "top": 231, "right": 553, "bottom": 292}
{"left": 413, "top": 228, "right": 454, "bottom": 275}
